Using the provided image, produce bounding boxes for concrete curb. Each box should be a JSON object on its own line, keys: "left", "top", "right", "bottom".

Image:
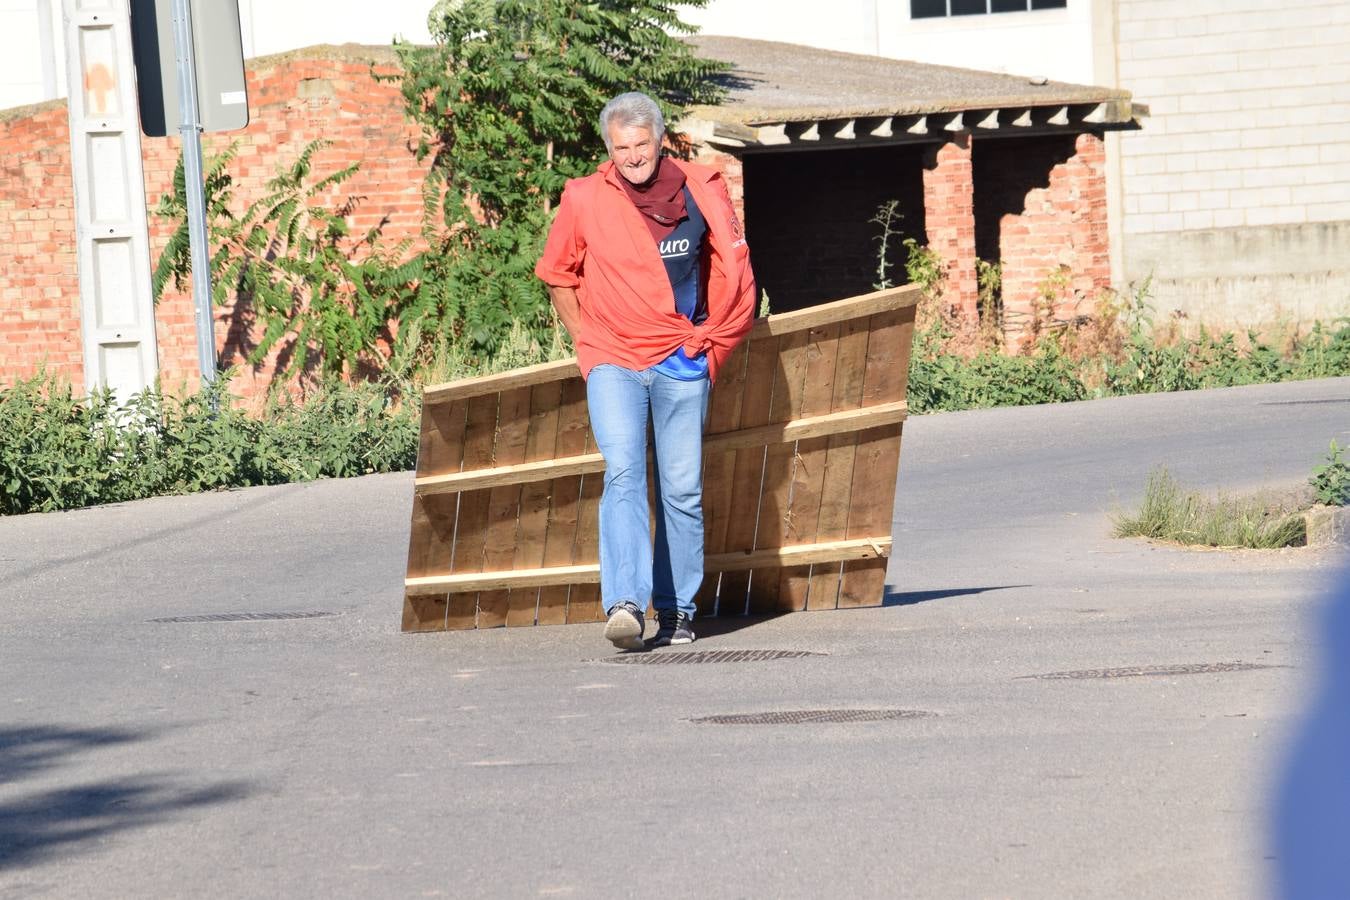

{"left": 1304, "top": 504, "right": 1350, "bottom": 547}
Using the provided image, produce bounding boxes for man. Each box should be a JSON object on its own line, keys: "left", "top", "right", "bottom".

{"left": 534, "top": 91, "right": 756, "bottom": 650}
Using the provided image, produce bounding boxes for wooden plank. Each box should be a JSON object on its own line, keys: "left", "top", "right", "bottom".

{"left": 417, "top": 398, "right": 468, "bottom": 478}
{"left": 536, "top": 377, "right": 590, "bottom": 625}
{"left": 416, "top": 453, "right": 605, "bottom": 496}
{"left": 405, "top": 538, "right": 892, "bottom": 594}
{"left": 748, "top": 330, "right": 811, "bottom": 614}
{"left": 839, "top": 306, "right": 915, "bottom": 608}
{"left": 696, "top": 341, "right": 748, "bottom": 617}
{"left": 475, "top": 386, "right": 533, "bottom": 628}
{"left": 415, "top": 288, "right": 916, "bottom": 407}
{"left": 806, "top": 316, "right": 872, "bottom": 610}
{"left": 715, "top": 334, "right": 779, "bottom": 616}
{"left": 505, "top": 380, "right": 563, "bottom": 626}
{"left": 411, "top": 403, "right": 908, "bottom": 497}
{"left": 424, "top": 359, "right": 580, "bottom": 405}
{"left": 444, "top": 393, "right": 501, "bottom": 630}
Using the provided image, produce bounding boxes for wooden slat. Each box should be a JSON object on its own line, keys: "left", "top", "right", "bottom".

{"left": 696, "top": 341, "right": 748, "bottom": 617}
{"left": 405, "top": 538, "right": 892, "bottom": 595}
{"left": 715, "top": 333, "right": 779, "bottom": 615}
{"left": 748, "top": 330, "right": 811, "bottom": 614}
{"left": 505, "top": 380, "right": 563, "bottom": 626}
{"left": 747, "top": 285, "right": 919, "bottom": 339}
{"left": 806, "top": 316, "right": 872, "bottom": 610}
{"left": 417, "top": 398, "right": 469, "bottom": 478}
{"left": 536, "top": 377, "right": 590, "bottom": 625}
{"left": 476, "top": 387, "right": 533, "bottom": 628}
{"left": 412, "top": 402, "right": 908, "bottom": 496}
{"left": 423, "top": 359, "right": 580, "bottom": 405}
{"left": 416, "top": 288, "right": 917, "bottom": 407}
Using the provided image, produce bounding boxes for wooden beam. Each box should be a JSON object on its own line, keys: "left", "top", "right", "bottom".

{"left": 749, "top": 285, "right": 919, "bottom": 338}
{"left": 404, "top": 537, "right": 893, "bottom": 595}
{"left": 413, "top": 401, "right": 909, "bottom": 496}
{"left": 706, "top": 400, "right": 907, "bottom": 450}
{"left": 424, "top": 359, "right": 580, "bottom": 405}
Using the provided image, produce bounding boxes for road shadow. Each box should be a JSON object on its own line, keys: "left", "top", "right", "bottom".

{"left": 0, "top": 725, "right": 252, "bottom": 872}
{"left": 882, "top": 584, "right": 1029, "bottom": 607}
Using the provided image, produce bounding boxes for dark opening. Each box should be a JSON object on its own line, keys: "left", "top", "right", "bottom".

{"left": 742, "top": 144, "right": 928, "bottom": 314}
{"left": 971, "top": 133, "right": 1078, "bottom": 265}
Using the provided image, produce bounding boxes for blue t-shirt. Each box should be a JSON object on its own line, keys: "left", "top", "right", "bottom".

{"left": 652, "top": 187, "right": 710, "bottom": 381}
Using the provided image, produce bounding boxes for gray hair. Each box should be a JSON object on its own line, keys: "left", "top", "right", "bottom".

{"left": 599, "top": 92, "right": 665, "bottom": 153}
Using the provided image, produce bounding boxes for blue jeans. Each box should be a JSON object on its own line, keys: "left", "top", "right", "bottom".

{"left": 586, "top": 364, "right": 710, "bottom": 619}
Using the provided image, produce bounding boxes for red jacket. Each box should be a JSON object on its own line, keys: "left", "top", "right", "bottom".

{"left": 534, "top": 158, "right": 756, "bottom": 382}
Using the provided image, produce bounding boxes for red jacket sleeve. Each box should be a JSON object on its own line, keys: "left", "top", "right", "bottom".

{"left": 534, "top": 182, "right": 586, "bottom": 289}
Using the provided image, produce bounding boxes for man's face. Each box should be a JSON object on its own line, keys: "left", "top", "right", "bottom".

{"left": 607, "top": 123, "right": 659, "bottom": 185}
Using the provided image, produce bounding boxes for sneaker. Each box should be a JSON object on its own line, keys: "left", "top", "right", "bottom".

{"left": 603, "top": 601, "right": 645, "bottom": 650}
{"left": 650, "top": 609, "right": 695, "bottom": 646}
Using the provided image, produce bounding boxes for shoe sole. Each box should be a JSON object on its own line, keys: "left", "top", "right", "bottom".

{"left": 604, "top": 609, "right": 644, "bottom": 650}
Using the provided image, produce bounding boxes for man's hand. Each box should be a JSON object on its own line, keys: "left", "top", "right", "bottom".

{"left": 548, "top": 286, "right": 584, "bottom": 346}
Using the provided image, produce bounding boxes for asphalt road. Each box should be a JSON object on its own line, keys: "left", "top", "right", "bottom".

{"left": 2, "top": 377, "right": 1348, "bottom": 899}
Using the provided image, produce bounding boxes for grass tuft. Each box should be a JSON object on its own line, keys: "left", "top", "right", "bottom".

{"left": 1113, "top": 468, "right": 1307, "bottom": 550}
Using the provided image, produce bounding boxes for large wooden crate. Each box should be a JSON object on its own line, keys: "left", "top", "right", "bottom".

{"left": 402, "top": 285, "right": 919, "bottom": 631}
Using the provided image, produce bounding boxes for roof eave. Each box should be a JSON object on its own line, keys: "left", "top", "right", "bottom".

{"left": 679, "top": 99, "right": 1146, "bottom": 152}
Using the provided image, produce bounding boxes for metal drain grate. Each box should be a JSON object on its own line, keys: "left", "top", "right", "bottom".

{"left": 691, "top": 709, "right": 934, "bottom": 725}
{"left": 148, "top": 611, "right": 337, "bottom": 624}
{"left": 1021, "top": 661, "right": 1285, "bottom": 680}
{"left": 600, "top": 649, "right": 826, "bottom": 665}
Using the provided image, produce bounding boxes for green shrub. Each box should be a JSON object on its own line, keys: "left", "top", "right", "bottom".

{"left": 0, "top": 373, "right": 418, "bottom": 516}
{"left": 1310, "top": 440, "right": 1350, "bottom": 507}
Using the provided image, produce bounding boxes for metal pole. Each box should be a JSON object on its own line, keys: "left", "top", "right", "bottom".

{"left": 170, "top": 0, "right": 217, "bottom": 387}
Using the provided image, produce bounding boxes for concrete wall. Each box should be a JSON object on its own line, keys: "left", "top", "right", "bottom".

{"left": 0, "top": 0, "right": 63, "bottom": 111}
{"left": 685, "top": 0, "right": 1097, "bottom": 82}
{"left": 1115, "top": 0, "right": 1350, "bottom": 326}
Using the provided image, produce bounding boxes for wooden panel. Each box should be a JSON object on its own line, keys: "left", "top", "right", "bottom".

{"left": 696, "top": 341, "right": 748, "bottom": 617}
{"left": 401, "top": 287, "right": 918, "bottom": 633}
{"left": 839, "top": 306, "right": 915, "bottom": 608}
{"left": 748, "top": 330, "right": 811, "bottom": 614}
{"left": 806, "top": 316, "right": 872, "bottom": 610}
{"left": 537, "top": 378, "right": 590, "bottom": 625}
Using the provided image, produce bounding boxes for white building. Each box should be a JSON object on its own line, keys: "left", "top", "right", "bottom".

{"left": 4, "top": 0, "right": 1346, "bottom": 326}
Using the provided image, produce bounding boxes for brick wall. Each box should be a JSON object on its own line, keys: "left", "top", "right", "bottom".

{"left": 989, "top": 132, "right": 1111, "bottom": 347}
{"left": 921, "top": 135, "right": 980, "bottom": 329}
{"left": 0, "top": 45, "right": 429, "bottom": 397}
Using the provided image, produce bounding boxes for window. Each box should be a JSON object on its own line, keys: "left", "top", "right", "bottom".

{"left": 911, "top": 0, "right": 1066, "bottom": 17}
